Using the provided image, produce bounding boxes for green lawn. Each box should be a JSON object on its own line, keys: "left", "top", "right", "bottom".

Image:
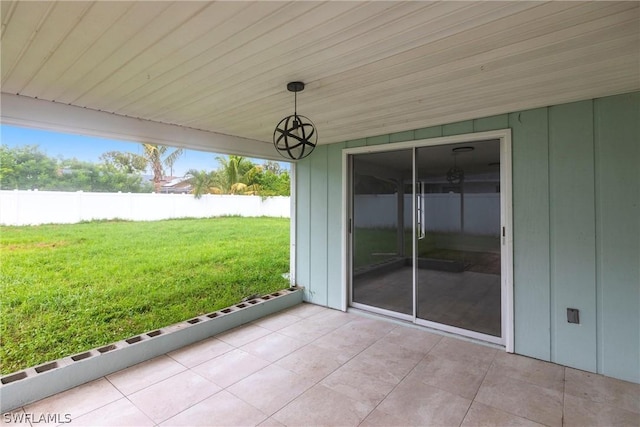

{"left": 0, "top": 217, "right": 290, "bottom": 375}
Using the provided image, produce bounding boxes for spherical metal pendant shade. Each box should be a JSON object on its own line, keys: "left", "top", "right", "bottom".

{"left": 273, "top": 113, "right": 317, "bottom": 160}
{"left": 273, "top": 81, "right": 317, "bottom": 160}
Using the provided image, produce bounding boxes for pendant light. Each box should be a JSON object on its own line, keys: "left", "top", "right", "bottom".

{"left": 273, "top": 82, "right": 317, "bottom": 160}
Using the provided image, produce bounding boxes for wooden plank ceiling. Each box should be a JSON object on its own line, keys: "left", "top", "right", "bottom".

{"left": 1, "top": 1, "right": 638, "bottom": 148}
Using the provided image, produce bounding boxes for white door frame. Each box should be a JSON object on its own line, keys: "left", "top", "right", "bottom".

{"left": 341, "top": 129, "right": 514, "bottom": 352}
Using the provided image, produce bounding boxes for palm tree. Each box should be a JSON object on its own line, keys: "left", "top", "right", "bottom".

{"left": 141, "top": 144, "right": 184, "bottom": 192}
{"left": 185, "top": 169, "right": 216, "bottom": 199}
{"left": 212, "top": 155, "right": 260, "bottom": 194}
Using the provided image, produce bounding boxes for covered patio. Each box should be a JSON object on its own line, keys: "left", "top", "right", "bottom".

{"left": 1, "top": 0, "right": 639, "bottom": 422}
{"left": 6, "top": 303, "right": 639, "bottom": 426}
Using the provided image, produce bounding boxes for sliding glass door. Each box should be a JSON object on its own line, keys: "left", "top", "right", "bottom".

{"left": 349, "top": 137, "right": 507, "bottom": 343}
{"left": 415, "top": 141, "right": 501, "bottom": 337}
{"left": 351, "top": 149, "right": 413, "bottom": 317}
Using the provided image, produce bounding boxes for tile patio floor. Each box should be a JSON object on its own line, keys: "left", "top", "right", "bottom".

{"left": 4, "top": 303, "right": 639, "bottom": 426}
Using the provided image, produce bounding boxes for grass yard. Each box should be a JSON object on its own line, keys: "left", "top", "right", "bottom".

{"left": 0, "top": 217, "right": 290, "bottom": 375}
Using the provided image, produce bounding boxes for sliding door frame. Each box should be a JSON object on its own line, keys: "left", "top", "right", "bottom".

{"left": 341, "top": 129, "right": 513, "bottom": 352}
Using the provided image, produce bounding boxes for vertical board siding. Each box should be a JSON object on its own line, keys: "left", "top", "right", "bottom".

{"left": 366, "top": 134, "right": 389, "bottom": 146}
{"left": 443, "top": 120, "right": 474, "bottom": 136}
{"left": 346, "top": 138, "right": 366, "bottom": 148}
{"left": 510, "top": 108, "right": 551, "bottom": 361}
{"left": 308, "top": 145, "right": 329, "bottom": 305}
{"left": 296, "top": 91, "right": 639, "bottom": 382}
{"left": 390, "top": 130, "right": 414, "bottom": 143}
{"left": 414, "top": 125, "right": 442, "bottom": 140}
{"left": 594, "top": 93, "right": 640, "bottom": 382}
{"left": 474, "top": 114, "right": 509, "bottom": 133}
{"left": 549, "top": 100, "right": 597, "bottom": 372}
{"left": 295, "top": 158, "right": 311, "bottom": 295}
{"left": 326, "top": 142, "right": 346, "bottom": 309}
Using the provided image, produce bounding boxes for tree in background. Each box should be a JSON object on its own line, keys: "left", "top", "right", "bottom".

{"left": 204, "top": 156, "right": 291, "bottom": 197}
{"left": 141, "top": 144, "right": 184, "bottom": 192}
{"left": 253, "top": 168, "right": 290, "bottom": 196}
{"left": 212, "top": 155, "right": 259, "bottom": 194}
{"left": 185, "top": 169, "right": 217, "bottom": 199}
{"left": 100, "top": 151, "right": 147, "bottom": 174}
{"left": 0, "top": 145, "right": 152, "bottom": 193}
{"left": 0, "top": 145, "right": 57, "bottom": 190}
{"left": 58, "top": 158, "right": 153, "bottom": 193}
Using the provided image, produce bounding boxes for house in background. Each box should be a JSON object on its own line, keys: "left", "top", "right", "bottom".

{"left": 159, "top": 176, "right": 193, "bottom": 194}
{"left": 1, "top": 0, "right": 638, "bottom": 397}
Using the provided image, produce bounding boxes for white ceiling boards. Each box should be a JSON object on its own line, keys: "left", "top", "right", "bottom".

{"left": 1, "top": 1, "right": 638, "bottom": 153}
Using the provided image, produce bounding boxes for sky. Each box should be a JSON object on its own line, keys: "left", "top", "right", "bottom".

{"left": 0, "top": 124, "right": 287, "bottom": 177}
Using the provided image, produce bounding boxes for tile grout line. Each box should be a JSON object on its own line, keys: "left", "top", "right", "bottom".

{"left": 473, "top": 355, "right": 561, "bottom": 427}
{"left": 357, "top": 328, "right": 444, "bottom": 426}
{"left": 458, "top": 345, "right": 500, "bottom": 426}
{"left": 101, "top": 316, "right": 301, "bottom": 427}
{"left": 271, "top": 315, "right": 404, "bottom": 426}
{"left": 226, "top": 308, "right": 357, "bottom": 424}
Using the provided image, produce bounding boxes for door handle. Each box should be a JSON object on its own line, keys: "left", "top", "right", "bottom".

{"left": 416, "top": 182, "right": 426, "bottom": 240}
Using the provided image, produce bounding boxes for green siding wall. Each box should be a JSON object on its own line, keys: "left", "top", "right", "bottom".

{"left": 295, "top": 92, "right": 640, "bottom": 383}
{"left": 549, "top": 100, "right": 597, "bottom": 372}
{"left": 594, "top": 94, "right": 639, "bottom": 381}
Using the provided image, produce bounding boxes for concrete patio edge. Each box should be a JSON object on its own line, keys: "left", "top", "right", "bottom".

{"left": 0, "top": 287, "right": 304, "bottom": 413}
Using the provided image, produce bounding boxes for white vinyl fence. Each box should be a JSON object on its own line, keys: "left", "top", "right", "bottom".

{"left": 0, "top": 190, "right": 290, "bottom": 226}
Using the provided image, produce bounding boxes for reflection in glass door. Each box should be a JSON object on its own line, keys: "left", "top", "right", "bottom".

{"left": 415, "top": 141, "right": 502, "bottom": 337}
{"left": 351, "top": 149, "right": 413, "bottom": 316}
{"left": 350, "top": 139, "right": 504, "bottom": 341}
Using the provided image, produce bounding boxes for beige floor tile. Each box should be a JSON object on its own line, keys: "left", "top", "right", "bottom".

{"left": 321, "top": 362, "right": 399, "bottom": 409}
{"left": 492, "top": 351, "right": 565, "bottom": 393}
{"left": 277, "top": 317, "right": 342, "bottom": 343}
{"left": 375, "top": 375, "right": 471, "bottom": 426}
{"left": 282, "top": 303, "right": 328, "bottom": 318}
{"left": 257, "top": 417, "right": 286, "bottom": 426}
{"left": 311, "top": 327, "right": 375, "bottom": 359}
{"left": 475, "top": 369, "right": 563, "bottom": 427}
{"left": 215, "top": 324, "right": 272, "bottom": 347}
{"left": 159, "top": 390, "right": 268, "bottom": 426}
{"left": 167, "top": 337, "right": 234, "bottom": 368}
{"left": 192, "top": 348, "right": 270, "bottom": 388}
{"left": 359, "top": 408, "right": 413, "bottom": 427}
{"left": 106, "top": 355, "right": 186, "bottom": 395}
{"left": 228, "top": 364, "right": 315, "bottom": 415}
{"left": 67, "top": 397, "right": 154, "bottom": 426}
{"left": 240, "top": 332, "right": 306, "bottom": 362}
{"left": 272, "top": 384, "right": 372, "bottom": 426}
{"left": 337, "top": 316, "right": 397, "bottom": 341}
{"left": 24, "top": 378, "right": 123, "bottom": 422}
{"left": 565, "top": 368, "right": 640, "bottom": 414}
{"left": 376, "top": 325, "right": 442, "bottom": 355}
{"left": 564, "top": 393, "right": 640, "bottom": 427}
{"left": 409, "top": 354, "right": 489, "bottom": 400}
{"left": 356, "top": 338, "right": 427, "bottom": 380}
{"left": 461, "top": 401, "right": 545, "bottom": 427}
{"left": 305, "top": 308, "right": 357, "bottom": 328}
{"left": 274, "top": 343, "right": 346, "bottom": 382}
{"left": 429, "top": 336, "right": 498, "bottom": 369}
{"left": 128, "top": 370, "right": 220, "bottom": 424}
{"left": 1, "top": 408, "right": 32, "bottom": 427}
{"left": 252, "top": 313, "right": 301, "bottom": 331}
